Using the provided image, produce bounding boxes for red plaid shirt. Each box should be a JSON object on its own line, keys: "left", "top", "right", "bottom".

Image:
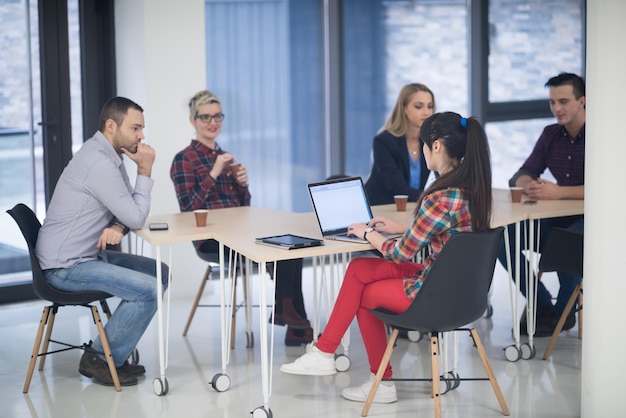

{"left": 379, "top": 187, "right": 473, "bottom": 299}
{"left": 170, "top": 140, "right": 251, "bottom": 249}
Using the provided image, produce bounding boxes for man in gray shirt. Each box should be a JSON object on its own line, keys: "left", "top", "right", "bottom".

{"left": 35, "top": 97, "right": 168, "bottom": 386}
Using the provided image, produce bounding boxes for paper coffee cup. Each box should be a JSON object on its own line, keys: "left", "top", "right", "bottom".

{"left": 193, "top": 209, "right": 208, "bottom": 227}
{"left": 510, "top": 187, "right": 523, "bottom": 203}
{"left": 394, "top": 195, "right": 409, "bottom": 212}
{"left": 230, "top": 163, "right": 241, "bottom": 177}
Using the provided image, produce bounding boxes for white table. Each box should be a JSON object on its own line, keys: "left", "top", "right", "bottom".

{"left": 135, "top": 207, "right": 370, "bottom": 416}
{"left": 134, "top": 190, "right": 583, "bottom": 412}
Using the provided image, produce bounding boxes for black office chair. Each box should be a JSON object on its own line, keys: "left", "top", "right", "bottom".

{"left": 183, "top": 247, "right": 253, "bottom": 348}
{"left": 538, "top": 227, "right": 584, "bottom": 360}
{"left": 361, "top": 227, "right": 510, "bottom": 418}
{"left": 7, "top": 204, "right": 123, "bottom": 392}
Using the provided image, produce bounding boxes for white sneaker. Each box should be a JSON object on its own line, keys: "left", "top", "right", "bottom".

{"left": 280, "top": 344, "right": 336, "bottom": 376}
{"left": 341, "top": 373, "right": 397, "bottom": 404}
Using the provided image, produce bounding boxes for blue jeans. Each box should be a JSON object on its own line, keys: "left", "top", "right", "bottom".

{"left": 497, "top": 215, "right": 583, "bottom": 317}
{"left": 44, "top": 250, "right": 169, "bottom": 367}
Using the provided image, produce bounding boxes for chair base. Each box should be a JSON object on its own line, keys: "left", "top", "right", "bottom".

{"left": 543, "top": 282, "right": 583, "bottom": 360}
{"left": 23, "top": 302, "right": 121, "bottom": 393}
{"left": 361, "top": 328, "right": 510, "bottom": 418}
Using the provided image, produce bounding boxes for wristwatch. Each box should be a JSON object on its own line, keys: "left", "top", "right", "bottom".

{"left": 363, "top": 227, "right": 374, "bottom": 240}
{"left": 111, "top": 221, "right": 129, "bottom": 235}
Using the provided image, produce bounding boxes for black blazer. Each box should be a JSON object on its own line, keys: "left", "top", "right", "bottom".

{"left": 364, "top": 130, "right": 431, "bottom": 205}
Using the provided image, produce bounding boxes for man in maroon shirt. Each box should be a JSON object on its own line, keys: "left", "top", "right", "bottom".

{"left": 499, "top": 72, "right": 585, "bottom": 337}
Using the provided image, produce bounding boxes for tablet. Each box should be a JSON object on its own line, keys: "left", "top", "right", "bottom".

{"left": 255, "top": 234, "right": 324, "bottom": 250}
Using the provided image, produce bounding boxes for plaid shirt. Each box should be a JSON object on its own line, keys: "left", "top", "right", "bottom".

{"left": 379, "top": 187, "right": 473, "bottom": 299}
{"left": 510, "top": 123, "right": 585, "bottom": 187}
{"left": 170, "top": 140, "right": 251, "bottom": 249}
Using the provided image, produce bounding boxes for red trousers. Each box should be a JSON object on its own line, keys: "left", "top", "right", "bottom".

{"left": 316, "top": 257, "right": 420, "bottom": 378}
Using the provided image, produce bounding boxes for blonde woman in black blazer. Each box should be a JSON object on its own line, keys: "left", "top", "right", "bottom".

{"left": 365, "top": 83, "right": 435, "bottom": 205}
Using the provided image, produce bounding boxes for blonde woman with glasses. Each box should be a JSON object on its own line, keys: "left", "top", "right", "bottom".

{"left": 170, "top": 90, "right": 313, "bottom": 346}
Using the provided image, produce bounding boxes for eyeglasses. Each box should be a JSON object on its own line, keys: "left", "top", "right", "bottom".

{"left": 195, "top": 113, "right": 225, "bottom": 123}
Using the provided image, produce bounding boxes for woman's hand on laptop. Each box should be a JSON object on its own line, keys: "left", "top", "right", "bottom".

{"left": 368, "top": 216, "right": 407, "bottom": 235}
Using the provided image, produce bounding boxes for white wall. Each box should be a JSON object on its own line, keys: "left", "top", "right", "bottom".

{"left": 115, "top": 0, "right": 208, "bottom": 298}
{"left": 582, "top": 1, "right": 626, "bottom": 415}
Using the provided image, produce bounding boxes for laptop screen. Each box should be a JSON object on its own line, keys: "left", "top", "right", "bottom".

{"left": 308, "top": 177, "right": 373, "bottom": 235}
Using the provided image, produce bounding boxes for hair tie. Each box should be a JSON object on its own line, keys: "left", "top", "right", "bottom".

{"left": 460, "top": 117, "right": 467, "bottom": 128}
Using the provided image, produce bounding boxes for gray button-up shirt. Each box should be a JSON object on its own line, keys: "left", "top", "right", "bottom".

{"left": 36, "top": 131, "right": 154, "bottom": 269}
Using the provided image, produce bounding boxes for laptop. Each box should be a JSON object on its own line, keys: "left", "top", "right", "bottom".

{"left": 307, "top": 176, "right": 400, "bottom": 243}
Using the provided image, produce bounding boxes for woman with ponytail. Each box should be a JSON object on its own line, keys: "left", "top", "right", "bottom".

{"left": 281, "top": 112, "right": 493, "bottom": 405}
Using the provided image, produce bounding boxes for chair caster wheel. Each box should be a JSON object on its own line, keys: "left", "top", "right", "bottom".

{"left": 439, "top": 375, "right": 451, "bottom": 395}
{"left": 153, "top": 377, "right": 169, "bottom": 396}
{"left": 246, "top": 331, "right": 254, "bottom": 348}
{"left": 211, "top": 373, "right": 231, "bottom": 392}
{"left": 251, "top": 406, "right": 273, "bottom": 417}
{"left": 334, "top": 353, "right": 351, "bottom": 372}
{"left": 504, "top": 345, "right": 520, "bottom": 362}
{"left": 520, "top": 342, "right": 535, "bottom": 360}
{"left": 444, "top": 371, "right": 460, "bottom": 390}
{"left": 407, "top": 330, "right": 423, "bottom": 342}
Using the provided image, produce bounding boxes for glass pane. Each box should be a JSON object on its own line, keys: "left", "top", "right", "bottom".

{"left": 486, "top": 117, "right": 556, "bottom": 188}
{"left": 0, "top": 0, "right": 42, "bottom": 284}
{"left": 68, "top": 0, "right": 83, "bottom": 153}
{"left": 0, "top": 0, "right": 82, "bottom": 287}
{"left": 488, "top": 0, "right": 583, "bottom": 102}
{"left": 204, "top": 0, "right": 324, "bottom": 212}
{"left": 343, "top": 0, "right": 468, "bottom": 180}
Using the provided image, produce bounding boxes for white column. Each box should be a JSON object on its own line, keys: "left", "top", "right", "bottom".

{"left": 582, "top": 1, "right": 626, "bottom": 416}
{"left": 114, "top": 0, "right": 208, "bottom": 298}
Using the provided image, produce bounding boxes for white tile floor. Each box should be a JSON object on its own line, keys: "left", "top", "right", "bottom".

{"left": 0, "top": 264, "right": 581, "bottom": 418}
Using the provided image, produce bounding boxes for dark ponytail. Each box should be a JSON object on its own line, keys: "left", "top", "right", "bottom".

{"left": 417, "top": 112, "right": 492, "bottom": 231}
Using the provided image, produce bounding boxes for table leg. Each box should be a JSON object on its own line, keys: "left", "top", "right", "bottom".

{"left": 339, "top": 252, "right": 350, "bottom": 356}
{"left": 209, "top": 243, "right": 233, "bottom": 393}
{"left": 219, "top": 243, "right": 228, "bottom": 372}
{"left": 256, "top": 261, "right": 273, "bottom": 415}
{"left": 152, "top": 244, "right": 170, "bottom": 395}
{"left": 504, "top": 221, "right": 524, "bottom": 362}
{"left": 523, "top": 220, "right": 542, "bottom": 360}
{"left": 311, "top": 256, "right": 320, "bottom": 341}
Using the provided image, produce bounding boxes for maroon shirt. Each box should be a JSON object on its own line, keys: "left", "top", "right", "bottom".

{"left": 510, "top": 123, "right": 585, "bottom": 187}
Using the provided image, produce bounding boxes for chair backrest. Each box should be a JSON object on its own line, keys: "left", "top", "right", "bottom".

{"left": 377, "top": 227, "right": 504, "bottom": 333}
{"left": 538, "top": 227, "right": 583, "bottom": 278}
{"left": 195, "top": 247, "right": 221, "bottom": 265}
{"left": 7, "top": 203, "right": 110, "bottom": 305}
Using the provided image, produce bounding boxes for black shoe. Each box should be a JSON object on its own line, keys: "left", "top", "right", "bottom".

{"left": 518, "top": 304, "right": 554, "bottom": 336}
{"left": 118, "top": 362, "right": 146, "bottom": 376}
{"left": 284, "top": 326, "right": 313, "bottom": 346}
{"left": 562, "top": 312, "right": 577, "bottom": 331}
{"left": 533, "top": 318, "right": 559, "bottom": 338}
{"left": 533, "top": 313, "right": 577, "bottom": 338}
{"left": 79, "top": 351, "right": 138, "bottom": 386}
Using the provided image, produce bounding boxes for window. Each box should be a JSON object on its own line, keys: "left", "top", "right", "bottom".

{"left": 343, "top": 0, "right": 468, "bottom": 181}
{"left": 202, "top": 0, "right": 584, "bottom": 212}
{"left": 488, "top": 0, "right": 584, "bottom": 102}
{"left": 0, "top": 0, "right": 83, "bottom": 297}
{"left": 486, "top": 118, "right": 555, "bottom": 188}
{"left": 486, "top": 0, "right": 584, "bottom": 187}
{"left": 0, "top": 0, "right": 43, "bottom": 286}
{"left": 204, "top": 0, "right": 323, "bottom": 212}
